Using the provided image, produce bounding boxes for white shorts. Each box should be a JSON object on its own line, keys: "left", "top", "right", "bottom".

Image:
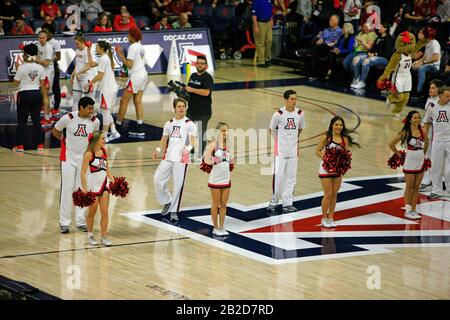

{"left": 99, "top": 90, "right": 118, "bottom": 112}
{"left": 403, "top": 149, "right": 426, "bottom": 173}
{"left": 73, "top": 78, "right": 95, "bottom": 94}
{"left": 45, "top": 71, "right": 54, "bottom": 95}
{"left": 126, "top": 74, "right": 148, "bottom": 94}
{"left": 208, "top": 162, "right": 231, "bottom": 188}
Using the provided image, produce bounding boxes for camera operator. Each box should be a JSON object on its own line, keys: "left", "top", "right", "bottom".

{"left": 184, "top": 55, "right": 214, "bottom": 156}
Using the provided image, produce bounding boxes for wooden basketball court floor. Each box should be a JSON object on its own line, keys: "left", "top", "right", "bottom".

{"left": 0, "top": 60, "right": 449, "bottom": 300}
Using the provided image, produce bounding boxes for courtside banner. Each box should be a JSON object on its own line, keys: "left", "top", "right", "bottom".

{"left": 0, "top": 28, "right": 213, "bottom": 81}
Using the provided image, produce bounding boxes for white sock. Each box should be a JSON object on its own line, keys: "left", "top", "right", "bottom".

{"left": 137, "top": 120, "right": 143, "bottom": 125}
{"left": 405, "top": 204, "right": 411, "bottom": 212}
{"left": 88, "top": 232, "right": 94, "bottom": 237}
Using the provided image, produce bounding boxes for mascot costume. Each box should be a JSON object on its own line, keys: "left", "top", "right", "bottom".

{"left": 378, "top": 31, "right": 426, "bottom": 116}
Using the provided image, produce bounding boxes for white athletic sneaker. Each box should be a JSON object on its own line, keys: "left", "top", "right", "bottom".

{"left": 104, "top": 135, "right": 110, "bottom": 143}
{"left": 88, "top": 235, "right": 98, "bottom": 245}
{"left": 411, "top": 211, "right": 421, "bottom": 219}
{"left": 321, "top": 218, "right": 331, "bottom": 228}
{"left": 108, "top": 131, "right": 121, "bottom": 142}
{"left": 328, "top": 219, "right": 337, "bottom": 228}
{"left": 350, "top": 78, "right": 358, "bottom": 88}
{"left": 101, "top": 237, "right": 112, "bottom": 246}
{"left": 219, "top": 228, "right": 229, "bottom": 236}
{"left": 353, "top": 80, "right": 366, "bottom": 89}
{"left": 213, "top": 228, "right": 222, "bottom": 236}
{"left": 405, "top": 211, "right": 420, "bottom": 220}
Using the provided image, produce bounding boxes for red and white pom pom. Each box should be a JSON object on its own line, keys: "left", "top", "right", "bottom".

{"left": 85, "top": 40, "right": 92, "bottom": 47}
{"left": 322, "top": 148, "right": 352, "bottom": 176}
{"left": 387, "top": 150, "right": 406, "bottom": 169}
{"left": 200, "top": 159, "right": 212, "bottom": 174}
{"left": 423, "top": 158, "right": 432, "bottom": 171}
{"left": 19, "top": 43, "right": 25, "bottom": 50}
{"left": 72, "top": 188, "right": 96, "bottom": 207}
{"left": 109, "top": 176, "right": 129, "bottom": 198}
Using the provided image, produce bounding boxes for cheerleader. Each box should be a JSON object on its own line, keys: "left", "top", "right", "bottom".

{"left": 89, "top": 40, "right": 121, "bottom": 142}
{"left": 115, "top": 27, "right": 148, "bottom": 136}
{"left": 71, "top": 34, "right": 96, "bottom": 112}
{"left": 80, "top": 131, "right": 115, "bottom": 246}
{"left": 316, "top": 116, "right": 360, "bottom": 228}
{"left": 389, "top": 110, "right": 429, "bottom": 219}
{"left": 203, "top": 122, "right": 234, "bottom": 237}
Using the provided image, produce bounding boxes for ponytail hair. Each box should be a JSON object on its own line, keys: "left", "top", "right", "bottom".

{"left": 97, "top": 40, "right": 114, "bottom": 70}
{"left": 85, "top": 131, "right": 103, "bottom": 154}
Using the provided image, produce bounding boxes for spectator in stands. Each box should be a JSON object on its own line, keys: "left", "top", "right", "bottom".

{"left": 40, "top": 0, "right": 62, "bottom": 22}
{"left": 11, "top": 16, "right": 34, "bottom": 35}
{"left": 80, "top": 0, "right": 104, "bottom": 23}
{"left": 296, "top": 15, "right": 342, "bottom": 79}
{"left": 345, "top": 22, "right": 377, "bottom": 88}
{"left": 359, "top": 1, "right": 380, "bottom": 30}
{"left": 113, "top": 6, "right": 133, "bottom": 26}
{"left": 35, "top": 15, "right": 56, "bottom": 33}
{"left": 167, "top": 0, "right": 193, "bottom": 16}
{"left": 344, "top": 0, "right": 362, "bottom": 34}
{"left": 412, "top": 26, "right": 441, "bottom": 98}
{"left": 311, "top": 0, "right": 340, "bottom": 30}
{"left": 353, "top": 22, "right": 395, "bottom": 89}
{"left": 436, "top": 0, "right": 450, "bottom": 20}
{"left": 398, "top": 0, "right": 426, "bottom": 34}
{"left": 113, "top": 10, "right": 137, "bottom": 32}
{"left": 0, "top": 19, "right": 4, "bottom": 35}
{"left": 0, "top": 0, "right": 24, "bottom": 34}
{"left": 414, "top": 0, "right": 437, "bottom": 21}
{"left": 154, "top": 14, "right": 172, "bottom": 30}
{"left": 172, "top": 12, "right": 192, "bottom": 28}
{"left": 93, "top": 12, "right": 112, "bottom": 32}
{"left": 435, "top": 0, "right": 450, "bottom": 43}
{"left": 326, "top": 22, "right": 355, "bottom": 80}
{"left": 297, "top": 0, "right": 312, "bottom": 23}
{"left": 154, "top": 0, "right": 171, "bottom": 15}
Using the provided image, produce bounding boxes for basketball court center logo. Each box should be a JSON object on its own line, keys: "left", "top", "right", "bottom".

{"left": 122, "top": 175, "right": 450, "bottom": 264}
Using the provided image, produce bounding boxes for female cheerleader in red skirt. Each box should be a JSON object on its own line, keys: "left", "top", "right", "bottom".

{"left": 203, "top": 122, "right": 234, "bottom": 237}
{"left": 81, "top": 131, "right": 115, "bottom": 246}
{"left": 316, "top": 116, "right": 360, "bottom": 228}
{"left": 389, "top": 110, "right": 429, "bottom": 220}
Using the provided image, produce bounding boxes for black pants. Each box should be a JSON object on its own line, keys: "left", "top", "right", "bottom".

{"left": 309, "top": 43, "right": 332, "bottom": 77}
{"left": 52, "top": 62, "right": 61, "bottom": 110}
{"left": 16, "top": 90, "right": 43, "bottom": 146}
{"left": 187, "top": 112, "right": 211, "bottom": 155}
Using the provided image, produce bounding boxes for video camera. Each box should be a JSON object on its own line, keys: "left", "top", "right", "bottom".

{"left": 167, "top": 80, "right": 190, "bottom": 102}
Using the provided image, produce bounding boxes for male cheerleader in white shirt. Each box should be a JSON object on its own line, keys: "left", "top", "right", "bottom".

{"left": 423, "top": 86, "right": 450, "bottom": 199}
{"left": 153, "top": 98, "right": 197, "bottom": 222}
{"left": 52, "top": 97, "right": 100, "bottom": 233}
{"left": 267, "top": 89, "right": 306, "bottom": 213}
{"left": 419, "top": 79, "right": 444, "bottom": 191}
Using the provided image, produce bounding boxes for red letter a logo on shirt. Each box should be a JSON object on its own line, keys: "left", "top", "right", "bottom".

{"left": 74, "top": 124, "right": 88, "bottom": 137}
{"left": 284, "top": 118, "right": 297, "bottom": 130}
{"left": 436, "top": 111, "right": 449, "bottom": 122}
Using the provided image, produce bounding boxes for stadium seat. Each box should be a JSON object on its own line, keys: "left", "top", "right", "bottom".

{"left": 192, "top": 5, "right": 213, "bottom": 28}
{"left": 20, "top": 5, "right": 35, "bottom": 22}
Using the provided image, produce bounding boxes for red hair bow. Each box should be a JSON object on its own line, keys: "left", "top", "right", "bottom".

{"left": 400, "top": 31, "right": 411, "bottom": 44}
{"left": 88, "top": 133, "right": 93, "bottom": 142}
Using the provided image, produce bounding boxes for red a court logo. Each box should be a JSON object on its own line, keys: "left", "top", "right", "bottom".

{"left": 170, "top": 126, "right": 181, "bottom": 138}
{"left": 436, "top": 111, "right": 449, "bottom": 122}
{"left": 74, "top": 124, "right": 88, "bottom": 137}
{"left": 284, "top": 118, "right": 296, "bottom": 130}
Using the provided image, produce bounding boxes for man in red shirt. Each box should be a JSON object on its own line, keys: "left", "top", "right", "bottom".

{"left": 113, "top": 11, "right": 138, "bottom": 32}
{"left": 40, "top": 0, "right": 61, "bottom": 21}
{"left": 11, "top": 16, "right": 34, "bottom": 35}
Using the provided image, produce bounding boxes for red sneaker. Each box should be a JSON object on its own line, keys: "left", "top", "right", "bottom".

{"left": 37, "top": 144, "right": 44, "bottom": 151}
{"left": 12, "top": 145, "right": 24, "bottom": 152}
